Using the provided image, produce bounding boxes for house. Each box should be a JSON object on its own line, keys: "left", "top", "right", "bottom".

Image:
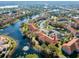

{"left": 3, "top": 18, "right": 13, "bottom": 24}
{"left": 0, "top": 22, "right": 3, "bottom": 26}
{"left": 71, "top": 22, "right": 79, "bottom": 29}
{"left": 0, "top": 36, "right": 9, "bottom": 52}
{"left": 58, "top": 18, "right": 68, "bottom": 22}
{"left": 64, "top": 25, "right": 77, "bottom": 35}
{"left": 64, "top": 23, "right": 79, "bottom": 37}
{"left": 62, "top": 38, "right": 79, "bottom": 55}
{"left": 72, "top": 18, "right": 79, "bottom": 24}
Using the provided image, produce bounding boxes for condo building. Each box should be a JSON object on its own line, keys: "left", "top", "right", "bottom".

{"left": 28, "top": 23, "right": 58, "bottom": 44}
{"left": 62, "top": 38, "right": 79, "bottom": 55}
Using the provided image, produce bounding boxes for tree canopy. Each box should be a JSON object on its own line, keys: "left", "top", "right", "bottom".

{"left": 25, "top": 54, "right": 39, "bottom": 58}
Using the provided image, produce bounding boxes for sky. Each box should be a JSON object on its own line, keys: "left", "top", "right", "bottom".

{"left": 0, "top": 0, "right": 79, "bottom": 1}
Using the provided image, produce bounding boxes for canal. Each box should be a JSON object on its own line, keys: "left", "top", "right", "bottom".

{"left": 0, "top": 18, "right": 40, "bottom": 58}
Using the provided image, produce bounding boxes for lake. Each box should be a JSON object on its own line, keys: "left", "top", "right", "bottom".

{"left": 0, "top": 18, "right": 40, "bottom": 58}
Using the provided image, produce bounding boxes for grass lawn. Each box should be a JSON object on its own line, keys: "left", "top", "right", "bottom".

{"left": 45, "top": 25, "right": 55, "bottom": 30}
{"left": 57, "top": 42, "right": 66, "bottom": 58}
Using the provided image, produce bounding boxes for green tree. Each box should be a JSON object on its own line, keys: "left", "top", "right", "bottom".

{"left": 25, "top": 54, "right": 39, "bottom": 58}
{"left": 21, "top": 23, "right": 29, "bottom": 33}
{"left": 41, "top": 44, "right": 59, "bottom": 58}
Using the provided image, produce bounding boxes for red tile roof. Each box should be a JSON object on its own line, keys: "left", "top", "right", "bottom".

{"left": 72, "top": 18, "right": 79, "bottom": 24}
{"left": 36, "top": 31, "right": 57, "bottom": 44}
{"left": 62, "top": 38, "right": 78, "bottom": 47}
{"left": 28, "top": 23, "right": 58, "bottom": 44}
{"left": 62, "top": 38, "right": 79, "bottom": 55}
{"left": 64, "top": 25, "right": 77, "bottom": 34}
{"left": 3, "top": 18, "right": 13, "bottom": 23}
{"left": 28, "top": 23, "right": 38, "bottom": 32}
